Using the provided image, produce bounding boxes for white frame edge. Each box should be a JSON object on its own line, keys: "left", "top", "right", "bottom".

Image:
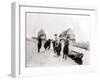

{"left": 11, "top": 2, "right": 20, "bottom": 78}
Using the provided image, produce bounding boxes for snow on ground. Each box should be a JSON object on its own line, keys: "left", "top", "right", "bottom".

{"left": 25, "top": 39, "right": 89, "bottom": 67}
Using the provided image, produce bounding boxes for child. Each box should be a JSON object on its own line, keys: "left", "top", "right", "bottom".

{"left": 63, "top": 37, "right": 69, "bottom": 60}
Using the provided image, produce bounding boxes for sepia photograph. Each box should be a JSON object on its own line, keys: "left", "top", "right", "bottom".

{"left": 25, "top": 12, "right": 90, "bottom": 67}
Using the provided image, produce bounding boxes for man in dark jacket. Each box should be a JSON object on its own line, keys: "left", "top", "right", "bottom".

{"left": 37, "top": 37, "right": 42, "bottom": 53}
{"left": 52, "top": 40, "right": 57, "bottom": 53}
{"left": 63, "top": 37, "right": 69, "bottom": 60}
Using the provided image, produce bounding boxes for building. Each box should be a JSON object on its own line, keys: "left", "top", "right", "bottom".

{"left": 59, "top": 28, "right": 75, "bottom": 43}
{"left": 37, "top": 29, "right": 46, "bottom": 40}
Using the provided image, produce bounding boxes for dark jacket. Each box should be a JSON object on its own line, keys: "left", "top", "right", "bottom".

{"left": 63, "top": 40, "right": 69, "bottom": 55}
{"left": 57, "top": 42, "right": 62, "bottom": 52}
{"left": 38, "top": 37, "right": 42, "bottom": 48}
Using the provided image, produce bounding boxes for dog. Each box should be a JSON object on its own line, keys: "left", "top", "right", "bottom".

{"left": 44, "top": 39, "right": 51, "bottom": 50}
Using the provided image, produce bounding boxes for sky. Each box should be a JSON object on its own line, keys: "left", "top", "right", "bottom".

{"left": 26, "top": 13, "right": 90, "bottom": 42}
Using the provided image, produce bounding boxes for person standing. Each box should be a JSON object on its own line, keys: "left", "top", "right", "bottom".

{"left": 52, "top": 34, "right": 58, "bottom": 53}
{"left": 63, "top": 37, "right": 69, "bottom": 60}
{"left": 37, "top": 37, "right": 42, "bottom": 53}
{"left": 56, "top": 40, "right": 62, "bottom": 56}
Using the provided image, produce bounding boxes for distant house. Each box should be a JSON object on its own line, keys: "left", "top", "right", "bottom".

{"left": 59, "top": 28, "right": 75, "bottom": 43}
{"left": 37, "top": 29, "right": 46, "bottom": 40}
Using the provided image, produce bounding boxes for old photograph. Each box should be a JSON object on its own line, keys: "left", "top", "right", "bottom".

{"left": 25, "top": 12, "right": 90, "bottom": 67}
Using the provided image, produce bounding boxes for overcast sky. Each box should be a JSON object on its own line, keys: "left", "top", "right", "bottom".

{"left": 26, "top": 13, "right": 90, "bottom": 42}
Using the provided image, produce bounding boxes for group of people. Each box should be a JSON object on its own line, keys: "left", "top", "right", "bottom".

{"left": 37, "top": 34, "right": 70, "bottom": 60}
{"left": 52, "top": 37, "right": 69, "bottom": 60}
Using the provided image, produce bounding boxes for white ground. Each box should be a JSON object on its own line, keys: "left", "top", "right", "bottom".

{"left": 25, "top": 39, "right": 89, "bottom": 67}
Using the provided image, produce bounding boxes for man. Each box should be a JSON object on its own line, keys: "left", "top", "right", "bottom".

{"left": 37, "top": 37, "right": 42, "bottom": 53}
{"left": 56, "top": 40, "right": 62, "bottom": 56}
{"left": 63, "top": 37, "right": 69, "bottom": 60}
{"left": 52, "top": 40, "right": 57, "bottom": 53}
{"left": 52, "top": 34, "right": 58, "bottom": 53}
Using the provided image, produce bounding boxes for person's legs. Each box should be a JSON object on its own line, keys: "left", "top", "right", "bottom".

{"left": 38, "top": 48, "right": 40, "bottom": 53}
{"left": 65, "top": 54, "right": 67, "bottom": 60}
{"left": 44, "top": 46, "right": 46, "bottom": 50}
{"left": 57, "top": 52, "right": 60, "bottom": 56}
{"left": 58, "top": 52, "right": 60, "bottom": 56}
{"left": 54, "top": 48, "right": 56, "bottom": 53}
{"left": 38, "top": 45, "right": 41, "bottom": 53}
{"left": 38, "top": 43, "right": 41, "bottom": 52}
{"left": 48, "top": 44, "right": 50, "bottom": 49}
{"left": 54, "top": 47, "right": 57, "bottom": 53}
{"left": 63, "top": 54, "right": 64, "bottom": 59}
{"left": 57, "top": 52, "right": 58, "bottom": 56}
